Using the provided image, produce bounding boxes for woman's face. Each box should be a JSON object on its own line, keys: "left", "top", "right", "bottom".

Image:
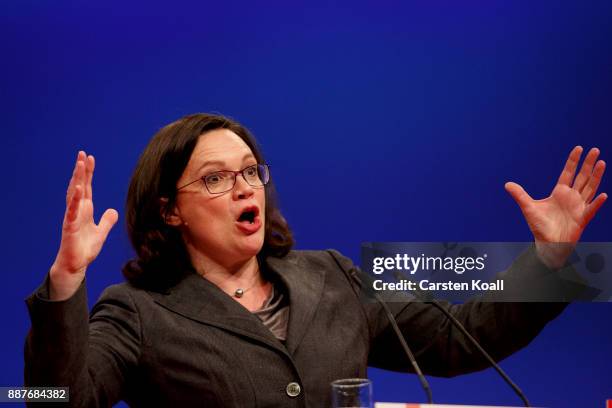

{"left": 171, "top": 128, "right": 266, "bottom": 268}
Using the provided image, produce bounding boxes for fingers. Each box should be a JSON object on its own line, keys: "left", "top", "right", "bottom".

{"left": 63, "top": 151, "right": 95, "bottom": 227}
{"left": 66, "top": 151, "right": 86, "bottom": 206}
{"left": 65, "top": 185, "right": 83, "bottom": 224}
{"left": 98, "top": 209, "right": 119, "bottom": 239}
{"left": 505, "top": 182, "right": 534, "bottom": 210}
{"left": 557, "top": 146, "right": 583, "bottom": 186}
{"left": 64, "top": 156, "right": 86, "bottom": 223}
{"left": 583, "top": 193, "right": 608, "bottom": 226}
{"left": 573, "top": 147, "right": 600, "bottom": 192}
{"left": 85, "top": 154, "right": 95, "bottom": 200}
{"left": 581, "top": 160, "right": 606, "bottom": 203}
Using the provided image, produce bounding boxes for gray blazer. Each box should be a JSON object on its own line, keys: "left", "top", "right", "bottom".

{"left": 24, "top": 249, "right": 566, "bottom": 407}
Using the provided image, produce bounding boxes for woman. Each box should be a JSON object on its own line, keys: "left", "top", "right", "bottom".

{"left": 25, "top": 113, "right": 607, "bottom": 407}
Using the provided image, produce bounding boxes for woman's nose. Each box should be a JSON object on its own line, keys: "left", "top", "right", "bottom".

{"left": 232, "top": 173, "right": 255, "bottom": 199}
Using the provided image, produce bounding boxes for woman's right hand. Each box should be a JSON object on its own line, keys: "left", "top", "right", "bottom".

{"left": 49, "top": 151, "right": 119, "bottom": 300}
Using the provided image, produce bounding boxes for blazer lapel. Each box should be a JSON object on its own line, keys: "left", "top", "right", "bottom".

{"left": 265, "top": 252, "right": 326, "bottom": 355}
{"left": 148, "top": 272, "right": 289, "bottom": 356}
{"left": 147, "top": 252, "right": 327, "bottom": 357}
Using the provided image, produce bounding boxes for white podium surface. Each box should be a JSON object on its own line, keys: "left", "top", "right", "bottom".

{"left": 375, "top": 404, "right": 532, "bottom": 408}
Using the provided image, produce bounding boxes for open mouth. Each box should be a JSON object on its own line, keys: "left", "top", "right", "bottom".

{"left": 237, "top": 207, "right": 259, "bottom": 224}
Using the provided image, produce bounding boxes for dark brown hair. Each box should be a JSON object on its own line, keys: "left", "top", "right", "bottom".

{"left": 122, "top": 113, "right": 294, "bottom": 291}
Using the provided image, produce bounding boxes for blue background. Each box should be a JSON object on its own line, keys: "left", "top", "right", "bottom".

{"left": 2, "top": 1, "right": 611, "bottom": 407}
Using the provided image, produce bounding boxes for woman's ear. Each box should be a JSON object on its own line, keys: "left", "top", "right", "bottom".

{"left": 160, "top": 197, "right": 184, "bottom": 227}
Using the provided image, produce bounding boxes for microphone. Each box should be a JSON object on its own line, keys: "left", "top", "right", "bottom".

{"left": 330, "top": 253, "right": 434, "bottom": 403}
{"left": 389, "top": 269, "right": 531, "bottom": 407}
{"left": 372, "top": 289, "right": 434, "bottom": 404}
{"left": 336, "top": 254, "right": 531, "bottom": 407}
{"left": 426, "top": 298, "right": 531, "bottom": 407}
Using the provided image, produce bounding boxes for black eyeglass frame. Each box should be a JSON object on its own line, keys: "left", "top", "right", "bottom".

{"left": 176, "top": 163, "right": 271, "bottom": 195}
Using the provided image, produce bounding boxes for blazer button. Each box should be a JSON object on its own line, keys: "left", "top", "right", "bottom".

{"left": 286, "top": 382, "right": 301, "bottom": 397}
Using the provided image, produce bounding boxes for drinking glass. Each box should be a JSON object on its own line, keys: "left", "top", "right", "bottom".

{"left": 330, "top": 378, "right": 372, "bottom": 408}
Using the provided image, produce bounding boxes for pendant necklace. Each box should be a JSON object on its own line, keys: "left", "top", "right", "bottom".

{"left": 234, "top": 279, "right": 259, "bottom": 298}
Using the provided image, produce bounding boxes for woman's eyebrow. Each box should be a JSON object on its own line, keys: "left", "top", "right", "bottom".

{"left": 197, "top": 160, "right": 225, "bottom": 172}
{"left": 196, "top": 153, "right": 256, "bottom": 173}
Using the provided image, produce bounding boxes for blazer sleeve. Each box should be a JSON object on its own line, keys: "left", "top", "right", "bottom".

{"left": 24, "top": 275, "right": 141, "bottom": 407}
{"left": 327, "top": 248, "right": 571, "bottom": 378}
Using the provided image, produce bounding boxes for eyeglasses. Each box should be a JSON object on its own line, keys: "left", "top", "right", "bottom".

{"left": 177, "top": 163, "right": 270, "bottom": 194}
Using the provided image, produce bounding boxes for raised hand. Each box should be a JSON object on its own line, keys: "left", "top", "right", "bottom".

{"left": 505, "top": 146, "right": 607, "bottom": 267}
{"left": 49, "top": 151, "right": 119, "bottom": 300}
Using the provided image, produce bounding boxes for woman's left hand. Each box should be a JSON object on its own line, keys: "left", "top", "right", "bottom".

{"left": 505, "top": 146, "right": 607, "bottom": 267}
